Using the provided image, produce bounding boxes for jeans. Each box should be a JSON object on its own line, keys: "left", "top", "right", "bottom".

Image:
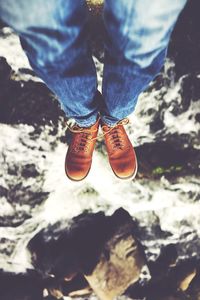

{"left": 0, "top": 0, "right": 187, "bottom": 126}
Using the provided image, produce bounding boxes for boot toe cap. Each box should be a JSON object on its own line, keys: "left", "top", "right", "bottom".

{"left": 111, "top": 155, "right": 137, "bottom": 179}
{"left": 65, "top": 160, "right": 91, "bottom": 181}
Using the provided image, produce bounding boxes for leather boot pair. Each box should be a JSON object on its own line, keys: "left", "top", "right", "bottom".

{"left": 65, "top": 118, "right": 137, "bottom": 181}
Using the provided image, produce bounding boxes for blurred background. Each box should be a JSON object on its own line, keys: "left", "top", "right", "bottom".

{"left": 0, "top": 0, "right": 200, "bottom": 299}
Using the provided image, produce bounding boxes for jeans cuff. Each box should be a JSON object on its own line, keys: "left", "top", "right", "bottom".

{"left": 101, "top": 114, "right": 128, "bottom": 126}
{"left": 100, "top": 117, "right": 118, "bottom": 126}
{"left": 74, "top": 114, "right": 99, "bottom": 127}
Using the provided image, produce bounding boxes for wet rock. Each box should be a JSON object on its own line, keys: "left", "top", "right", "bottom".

{"left": 195, "top": 113, "right": 200, "bottom": 123}
{"left": 163, "top": 133, "right": 199, "bottom": 151}
{"left": 180, "top": 75, "right": 200, "bottom": 111}
{"left": 0, "top": 59, "right": 65, "bottom": 127}
{"left": 40, "top": 273, "right": 90, "bottom": 299}
{"left": 85, "top": 221, "right": 145, "bottom": 300}
{"left": 0, "top": 56, "right": 12, "bottom": 82}
{"left": 133, "top": 211, "right": 172, "bottom": 243}
{"left": 0, "top": 181, "right": 49, "bottom": 226}
{"left": 0, "top": 185, "right": 8, "bottom": 197}
{"left": 28, "top": 211, "right": 109, "bottom": 278}
{"left": 0, "top": 269, "right": 43, "bottom": 300}
{"left": 149, "top": 113, "right": 165, "bottom": 132}
{"left": 0, "top": 211, "right": 31, "bottom": 227}
{"left": 179, "top": 269, "right": 196, "bottom": 292}
{"left": 135, "top": 141, "right": 200, "bottom": 179}
{"left": 148, "top": 244, "right": 178, "bottom": 277}
{"left": 28, "top": 208, "right": 146, "bottom": 298}
{"left": 125, "top": 258, "right": 200, "bottom": 300}
{"left": 0, "top": 238, "right": 16, "bottom": 256}
{"left": 60, "top": 274, "right": 89, "bottom": 296}
{"left": 18, "top": 67, "right": 36, "bottom": 77}
{"left": 175, "top": 232, "right": 200, "bottom": 262}
{"left": 21, "top": 164, "right": 40, "bottom": 178}
{"left": 7, "top": 165, "right": 19, "bottom": 176}
{"left": 28, "top": 208, "right": 143, "bottom": 276}
{"left": 186, "top": 267, "right": 200, "bottom": 299}
{"left": 8, "top": 183, "right": 49, "bottom": 206}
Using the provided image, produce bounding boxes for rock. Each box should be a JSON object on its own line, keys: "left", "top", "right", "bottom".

{"left": 0, "top": 57, "right": 12, "bottom": 82}
{"left": 18, "top": 68, "right": 36, "bottom": 77}
{"left": 48, "top": 288, "right": 64, "bottom": 299}
{"left": 0, "top": 238, "right": 16, "bottom": 256}
{"left": 8, "top": 183, "right": 49, "bottom": 207}
{"left": 195, "top": 113, "right": 200, "bottom": 123}
{"left": 135, "top": 141, "right": 200, "bottom": 179}
{"left": 28, "top": 208, "right": 146, "bottom": 299}
{"left": 125, "top": 258, "right": 200, "bottom": 300}
{"left": 21, "top": 164, "right": 40, "bottom": 178}
{"left": 0, "top": 185, "right": 8, "bottom": 197}
{"left": 60, "top": 274, "right": 89, "bottom": 296}
{"left": 186, "top": 267, "right": 200, "bottom": 299}
{"left": 149, "top": 113, "right": 165, "bottom": 132}
{"left": 0, "top": 59, "right": 65, "bottom": 126}
{"left": 85, "top": 221, "right": 145, "bottom": 300}
{"left": 148, "top": 244, "right": 178, "bottom": 277}
{"left": 180, "top": 75, "right": 200, "bottom": 111}
{"left": 178, "top": 269, "right": 196, "bottom": 291}
{"left": 0, "top": 269, "right": 43, "bottom": 300}
{"left": 0, "top": 211, "right": 31, "bottom": 227}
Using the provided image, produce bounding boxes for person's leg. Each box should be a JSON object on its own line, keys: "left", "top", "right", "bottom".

{"left": 0, "top": 0, "right": 98, "bottom": 127}
{"left": 101, "top": 0, "right": 187, "bottom": 180}
{"left": 101, "top": 0, "right": 187, "bottom": 125}
{"left": 0, "top": 0, "right": 100, "bottom": 181}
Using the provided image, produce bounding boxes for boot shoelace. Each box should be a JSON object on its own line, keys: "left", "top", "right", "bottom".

{"left": 66, "top": 124, "right": 98, "bottom": 153}
{"left": 102, "top": 118, "right": 129, "bottom": 151}
{"left": 109, "top": 127, "right": 124, "bottom": 150}
{"left": 66, "top": 118, "right": 130, "bottom": 152}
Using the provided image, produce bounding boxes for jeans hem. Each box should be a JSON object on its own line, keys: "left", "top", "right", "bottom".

{"left": 100, "top": 107, "right": 133, "bottom": 126}
{"left": 100, "top": 116, "right": 119, "bottom": 127}
{"left": 61, "top": 105, "right": 99, "bottom": 127}
{"left": 74, "top": 114, "right": 99, "bottom": 127}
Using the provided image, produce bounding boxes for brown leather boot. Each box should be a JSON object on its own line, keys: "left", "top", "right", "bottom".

{"left": 65, "top": 118, "right": 99, "bottom": 181}
{"left": 101, "top": 119, "right": 137, "bottom": 179}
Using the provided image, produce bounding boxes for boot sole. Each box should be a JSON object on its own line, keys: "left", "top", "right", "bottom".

{"left": 65, "top": 167, "right": 91, "bottom": 182}
{"left": 111, "top": 156, "right": 138, "bottom": 181}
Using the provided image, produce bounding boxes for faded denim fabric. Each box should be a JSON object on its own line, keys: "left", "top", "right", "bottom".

{"left": 0, "top": 0, "right": 187, "bottom": 126}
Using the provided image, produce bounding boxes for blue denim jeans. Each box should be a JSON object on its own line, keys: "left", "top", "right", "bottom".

{"left": 0, "top": 0, "right": 187, "bottom": 126}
